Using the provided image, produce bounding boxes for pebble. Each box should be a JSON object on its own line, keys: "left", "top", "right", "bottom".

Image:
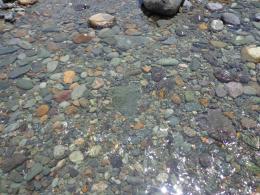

{"left": 91, "top": 181, "right": 108, "bottom": 192}
{"left": 64, "top": 70, "right": 76, "bottom": 84}
{"left": 9, "top": 65, "right": 31, "bottom": 79}
{"left": 36, "top": 104, "right": 49, "bottom": 117}
{"left": 71, "top": 85, "right": 86, "bottom": 100}
{"left": 241, "top": 46, "right": 260, "bottom": 63}
{"left": 16, "top": 78, "right": 34, "bottom": 90}
{"left": 53, "top": 145, "right": 67, "bottom": 159}
{"left": 47, "top": 61, "right": 58, "bottom": 72}
{"left": 88, "top": 145, "right": 102, "bottom": 157}
{"left": 221, "top": 13, "right": 240, "bottom": 25}
{"left": 91, "top": 78, "right": 104, "bottom": 89}
{"left": 69, "top": 151, "right": 84, "bottom": 163}
{"left": 157, "top": 58, "right": 179, "bottom": 66}
{"left": 215, "top": 85, "right": 227, "bottom": 97}
{"left": 25, "top": 163, "right": 43, "bottom": 181}
{"left": 210, "top": 19, "right": 224, "bottom": 31}
{"left": 18, "top": 0, "right": 38, "bottom": 5}
{"left": 225, "top": 82, "right": 244, "bottom": 98}
{"left": 88, "top": 13, "right": 116, "bottom": 28}
{"left": 72, "top": 33, "right": 93, "bottom": 44}
{"left": 206, "top": 2, "right": 223, "bottom": 11}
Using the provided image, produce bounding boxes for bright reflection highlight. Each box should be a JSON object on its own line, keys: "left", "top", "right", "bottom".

{"left": 161, "top": 186, "right": 168, "bottom": 194}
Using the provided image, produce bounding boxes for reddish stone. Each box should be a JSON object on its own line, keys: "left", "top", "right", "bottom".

{"left": 72, "top": 33, "right": 93, "bottom": 44}
{"left": 54, "top": 90, "right": 71, "bottom": 103}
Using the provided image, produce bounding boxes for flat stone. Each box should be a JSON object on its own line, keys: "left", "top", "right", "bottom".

{"left": 72, "top": 33, "right": 93, "bottom": 44}
{"left": 88, "top": 13, "right": 116, "bottom": 28}
{"left": 0, "top": 47, "right": 18, "bottom": 55}
{"left": 69, "top": 151, "right": 84, "bottom": 164}
{"left": 16, "top": 78, "right": 34, "bottom": 90}
{"left": 71, "top": 85, "right": 86, "bottom": 100}
{"left": 225, "top": 82, "right": 244, "bottom": 98}
{"left": 1, "top": 153, "right": 27, "bottom": 173}
{"left": 215, "top": 85, "right": 227, "bottom": 97}
{"left": 0, "top": 56, "right": 16, "bottom": 67}
{"left": 9, "top": 65, "right": 31, "bottom": 79}
{"left": 47, "top": 61, "right": 58, "bottom": 72}
{"left": 111, "top": 85, "right": 141, "bottom": 116}
{"left": 157, "top": 58, "right": 179, "bottom": 66}
{"left": 25, "top": 163, "right": 43, "bottom": 181}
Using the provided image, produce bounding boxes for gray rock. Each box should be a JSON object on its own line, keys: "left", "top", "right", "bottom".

{"left": 126, "top": 176, "right": 144, "bottom": 185}
{"left": 143, "top": 0, "right": 184, "bottom": 16}
{"left": 225, "top": 82, "right": 243, "bottom": 98}
{"left": 47, "top": 61, "right": 58, "bottom": 72}
{"left": 0, "top": 47, "right": 18, "bottom": 55}
{"left": 71, "top": 85, "right": 86, "bottom": 100}
{"left": 25, "top": 163, "right": 43, "bottom": 181}
{"left": 111, "top": 85, "right": 141, "bottom": 116}
{"left": 210, "top": 19, "right": 224, "bottom": 31}
{"left": 0, "top": 56, "right": 16, "bottom": 67}
{"left": 215, "top": 85, "right": 227, "bottom": 97}
{"left": 157, "top": 58, "right": 179, "bottom": 66}
{"left": 1, "top": 154, "right": 27, "bottom": 173}
{"left": 17, "top": 40, "right": 33, "bottom": 50}
{"left": 168, "top": 116, "right": 180, "bottom": 127}
{"left": 206, "top": 2, "right": 223, "bottom": 11}
{"left": 9, "top": 65, "right": 31, "bottom": 79}
{"left": 53, "top": 145, "right": 67, "bottom": 159}
{"left": 9, "top": 171, "right": 24, "bottom": 183}
{"left": 161, "top": 36, "right": 177, "bottom": 45}
{"left": 221, "top": 13, "right": 240, "bottom": 25}
{"left": 16, "top": 79, "right": 34, "bottom": 90}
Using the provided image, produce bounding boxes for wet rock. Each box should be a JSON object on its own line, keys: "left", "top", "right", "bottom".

{"left": 206, "top": 2, "right": 223, "bottom": 11}
{"left": 126, "top": 176, "right": 144, "bottom": 185}
{"left": 9, "top": 65, "right": 31, "bottom": 79}
{"left": 88, "top": 145, "right": 102, "bottom": 157}
{"left": 0, "top": 56, "right": 16, "bottom": 67}
{"left": 210, "top": 19, "right": 224, "bottom": 31}
{"left": 16, "top": 78, "right": 34, "bottom": 90}
{"left": 91, "top": 78, "right": 104, "bottom": 89}
{"left": 241, "top": 117, "right": 257, "bottom": 129}
{"left": 221, "top": 13, "right": 240, "bottom": 25}
{"left": 215, "top": 85, "right": 227, "bottom": 97}
{"left": 53, "top": 145, "right": 67, "bottom": 159}
{"left": 1, "top": 153, "right": 26, "bottom": 173}
{"left": 25, "top": 163, "right": 43, "bottom": 181}
{"left": 69, "top": 151, "right": 84, "bottom": 164}
{"left": 0, "top": 80, "right": 10, "bottom": 90}
{"left": 199, "top": 153, "right": 212, "bottom": 168}
{"left": 0, "top": 46, "right": 18, "bottom": 55}
{"left": 197, "top": 109, "right": 236, "bottom": 142}
{"left": 18, "top": 0, "right": 38, "bottom": 5}
{"left": 71, "top": 85, "right": 86, "bottom": 100}
{"left": 72, "top": 33, "right": 93, "bottom": 44}
{"left": 111, "top": 85, "right": 141, "bottom": 116}
{"left": 47, "top": 61, "right": 58, "bottom": 72}
{"left": 157, "top": 58, "right": 179, "bottom": 66}
{"left": 64, "top": 70, "right": 76, "bottom": 84}
{"left": 214, "top": 69, "right": 234, "bottom": 83}
{"left": 91, "top": 181, "right": 108, "bottom": 192}
{"left": 225, "top": 82, "right": 243, "bottom": 98}
{"left": 143, "top": 0, "right": 184, "bottom": 16}
{"left": 9, "top": 171, "right": 24, "bottom": 183}
{"left": 151, "top": 67, "right": 166, "bottom": 82}
{"left": 241, "top": 46, "right": 260, "bottom": 63}
{"left": 68, "top": 167, "right": 79, "bottom": 177}
{"left": 36, "top": 104, "right": 49, "bottom": 117}
{"left": 88, "top": 13, "right": 116, "bottom": 28}
{"left": 110, "top": 154, "right": 123, "bottom": 168}
{"left": 168, "top": 116, "right": 180, "bottom": 127}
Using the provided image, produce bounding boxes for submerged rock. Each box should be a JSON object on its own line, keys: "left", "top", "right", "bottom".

{"left": 88, "top": 13, "right": 116, "bottom": 28}
{"left": 143, "top": 0, "right": 184, "bottom": 16}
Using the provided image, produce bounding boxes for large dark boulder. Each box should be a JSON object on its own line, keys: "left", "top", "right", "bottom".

{"left": 143, "top": 0, "right": 184, "bottom": 16}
